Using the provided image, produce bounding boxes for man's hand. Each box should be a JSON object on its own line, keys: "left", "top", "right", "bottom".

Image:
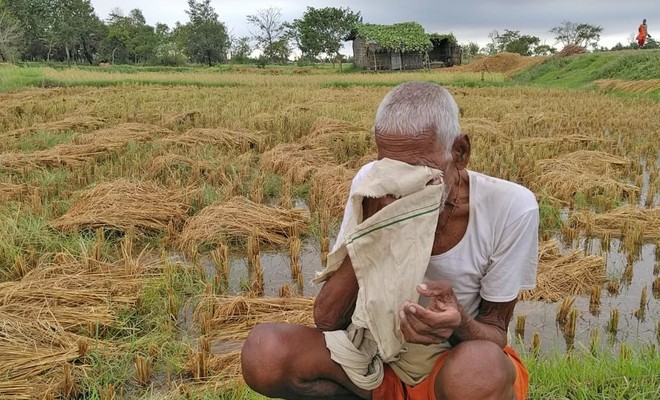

{"left": 399, "top": 280, "right": 464, "bottom": 345}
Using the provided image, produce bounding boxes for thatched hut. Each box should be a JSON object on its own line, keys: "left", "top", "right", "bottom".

{"left": 348, "top": 22, "right": 461, "bottom": 70}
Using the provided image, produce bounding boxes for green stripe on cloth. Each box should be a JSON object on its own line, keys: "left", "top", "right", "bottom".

{"left": 348, "top": 203, "right": 440, "bottom": 243}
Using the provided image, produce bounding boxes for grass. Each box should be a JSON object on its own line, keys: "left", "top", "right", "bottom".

{"left": 0, "top": 64, "right": 47, "bottom": 92}
{"left": 525, "top": 346, "right": 660, "bottom": 399}
{"left": 208, "top": 346, "right": 660, "bottom": 400}
{"left": 513, "top": 50, "right": 660, "bottom": 100}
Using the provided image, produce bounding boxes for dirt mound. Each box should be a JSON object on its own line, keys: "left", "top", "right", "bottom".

{"left": 457, "top": 52, "right": 547, "bottom": 75}
{"left": 557, "top": 44, "right": 587, "bottom": 57}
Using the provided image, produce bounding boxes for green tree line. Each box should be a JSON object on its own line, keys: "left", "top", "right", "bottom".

{"left": 0, "top": 0, "right": 361, "bottom": 66}
{"left": 1, "top": 0, "right": 654, "bottom": 67}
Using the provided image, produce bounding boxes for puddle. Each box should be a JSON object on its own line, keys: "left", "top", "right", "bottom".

{"left": 511, "top": 238, "right": 658, "bottom": 354}
{"left": 177, "top": 231, "right": 657, "bottom": 356}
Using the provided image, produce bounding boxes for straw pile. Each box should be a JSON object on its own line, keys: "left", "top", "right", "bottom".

{"left": 162, "top": 110, "right": 201, "bottom": 129}
{"left": 0, "top": 183, "right": 29, "bottom": 201}
{"left": 146, "top": 153, "right": 228, "bottom": 186}
{"left": 0, "top": 380, "right": 30, "bottom": 400}
{"left": 0, "top": 124, "right": 175, "bottom": 171}
{"left": 0, "top": 254, "right": 152, "bottom": 397}
{"left": 50, "top": 179, "right": 191, "bottom": 233}
{"left": 556, "top": 44, "right": 587, "bottom": 57}
{"left": 568, "top": 206, "right": 660, "bottom": 240}
{"left": 458, "top": 52, "right": 546, "bottom": 75}
{"left": 516, "top": 134, "right": 610, "bottom": 148}
{"left": 525, "top": 150, "right": 638, "bottom": 203}
{"left": 161, "top": 127, "right": 262, "bottom": 152}
{"left": 3, "top": 116, "right": 107, "bottom": 139}
{"left": 0, "top": 321, "right": 88, "bottom": 382}
{"left": 0, "top": 143, "right": 116, "bottom": 171}
{"left": 180, "top": 196, "right": 309, "bottom": 248}
{"left": 260, "top": 143, "right": 336, "bottom": 184}
{"left": 0, "top": 255, "right": 153, "bottom": 329}
{"left": 73, "top": 123, "right": 174, "bottom": 146}
{"left": 520, "top": 239, "right": 606, "bottom": 302}
{"left": 195, "top": 295, "right": 314, "bottom": 341}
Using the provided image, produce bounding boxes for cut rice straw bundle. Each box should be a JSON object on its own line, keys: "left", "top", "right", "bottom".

{"left": 51, "top": 179, "right": 192, "bottom": 233}
{"left": 0, "top": 183, "right": 30, "bottom": 201}
{"left": 0, "top": 381, "right": 31, "bottom": 400}
{"left": 180, "top": 196, "right": 309, "bottom": 248}
{"left": 1, "top": 252, "right": 160, "bottom": 329}
{"left": 568, "top": 206, "right": 660, "bottom": 240}
{"left": 161, "top": 127, "right": 262, "bottom": 152}
{"left": 147, "top": 153, "right": 227, "bottom": 185}
{"left": 520, "top": 239, "right": 606, "bottom": 302}
{"left": 0, "top": 143, "right": 118, "bottom": 171}
{"left": 3, "top": 116, "right": 107, "bottom": 139}
{"left": 526, "top": 150, "right": 637, "bottom": 204}
{"left": 195, "top": 295, "right": 314, "bottom": 342}
{"left": 0, "top": 320, "right": 103, "bottom": 383}
{"left": 260, "top": 143, "right": 336, "bottom": 184}
{"left": 305, "top": 117, "right": 359, "bottom": 138}
{"left": 73, "top": 123, "right": 174, "bottom": 146}
{"left": 516, "top": 134, "right": 611, "bottom": 148}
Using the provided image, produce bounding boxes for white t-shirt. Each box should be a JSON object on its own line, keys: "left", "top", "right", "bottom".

{"left": 334, "top": 162, "right": 539, "bottom": 319}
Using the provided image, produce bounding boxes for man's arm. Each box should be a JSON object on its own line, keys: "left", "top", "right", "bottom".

{"left": 313, "top": 196, "right": 393, "bottom": 331}
{"left": 399, "top": 282, "right": 516, "bottom": 348}
{"left": 313, "top": 255, "right": 358, "bottom": 331}
{"left": 448, "top": 298, "right": 516, "bottom": 348}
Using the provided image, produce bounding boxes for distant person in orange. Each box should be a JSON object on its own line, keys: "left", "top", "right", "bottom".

{"left": 637, "top": 19, "right": 651, "bottom": 47}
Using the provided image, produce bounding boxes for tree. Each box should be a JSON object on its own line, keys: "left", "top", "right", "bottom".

{"left": 183, "top": 0, "right": 229, "bottom": 65}
{"left": 461, "top": 41, "right": 480, "bottom": 56}
{"left": 550, "top": 21, "right": 603, "bottom": 50}
{"left": 289, "top": 6, "right": 361, "bottom": 64}
{"left": 247, "top": 7, "right": 286, "bottom": 63}
{"left": 51, "top": 0, "right": 105, "bottom": 64}
{"left": 494, "top": 29, "right": 540, "bottom": 56}
{"left": 533, "top": 44, "right": 557, "bottom": 56}
{"left": 483, "top": 30, "right": 499, "bottom": 55}
{"left": 3, "top": 0, "right": 54, "bottom": 61}
{"left": 0, "top": 10, "right": 23, "bottom": 62}
{"left": 231, "top": 36, "right": 252, "bottom": 63}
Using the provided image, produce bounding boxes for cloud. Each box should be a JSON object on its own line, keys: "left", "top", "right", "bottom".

{"left": 90, "top": 0, "right": 654, "bottom": 49}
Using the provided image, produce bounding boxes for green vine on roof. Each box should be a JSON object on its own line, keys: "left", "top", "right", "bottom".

{"left": 428, "top": 33, "right": 458, "bottom": 44}
{"left": 355, "top": 22, "right": 433, "bottom": 52}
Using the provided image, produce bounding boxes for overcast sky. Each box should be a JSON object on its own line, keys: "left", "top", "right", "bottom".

{"left": 89, "top": 0, "right": 658, "bottom": 53}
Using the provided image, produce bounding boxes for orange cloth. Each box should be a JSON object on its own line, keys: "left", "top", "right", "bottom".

{"left": 372, "top": 346, "right": 529, "bottom": 400}
{"left": 637, "top": 24, "right": 648, "bottom": 41}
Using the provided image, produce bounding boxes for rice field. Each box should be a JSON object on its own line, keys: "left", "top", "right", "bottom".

{"left": 0, "top": 61, "right": 659, "bottom": 398}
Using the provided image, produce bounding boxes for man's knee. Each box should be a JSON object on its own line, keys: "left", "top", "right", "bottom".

{"left": 241, "top": 323, "right": 292, "bottom": 395}
{"left": 436, "top": 340, "right": 515, "bottom": 400}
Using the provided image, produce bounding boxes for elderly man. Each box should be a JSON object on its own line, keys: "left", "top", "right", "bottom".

{"left": 241, "top": 82, "right": 539, "bottom": 400}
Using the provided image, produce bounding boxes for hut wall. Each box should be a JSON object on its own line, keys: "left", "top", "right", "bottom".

{"left": 352, "top": 37, "right": 370, "bottom": 69}
{"left": 401, "top": 53, "right": 424, "bottom": 70}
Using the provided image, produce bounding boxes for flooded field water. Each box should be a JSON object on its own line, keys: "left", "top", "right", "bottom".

{"left": 182, "top": 233, "right": 658, "bottom": 356}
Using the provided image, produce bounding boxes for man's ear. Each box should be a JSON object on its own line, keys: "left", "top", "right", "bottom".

{"left": 452, "top": 134, "right": 471, "bottom": 169}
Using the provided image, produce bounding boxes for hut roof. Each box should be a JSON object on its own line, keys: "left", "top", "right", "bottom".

{"left": 351, "top": 22, "right": 433, "bottom": 52}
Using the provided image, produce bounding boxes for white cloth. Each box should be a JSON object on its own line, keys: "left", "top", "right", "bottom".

{"left": 329, "top": 162, "right": 540, "bottom": 386}
{"left": 314, "top": 158, "right": 445, "bottom": 389}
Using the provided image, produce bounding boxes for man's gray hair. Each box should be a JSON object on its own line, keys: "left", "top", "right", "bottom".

{"left": 373, "top": 81, "right": 461, "bottom": 156}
